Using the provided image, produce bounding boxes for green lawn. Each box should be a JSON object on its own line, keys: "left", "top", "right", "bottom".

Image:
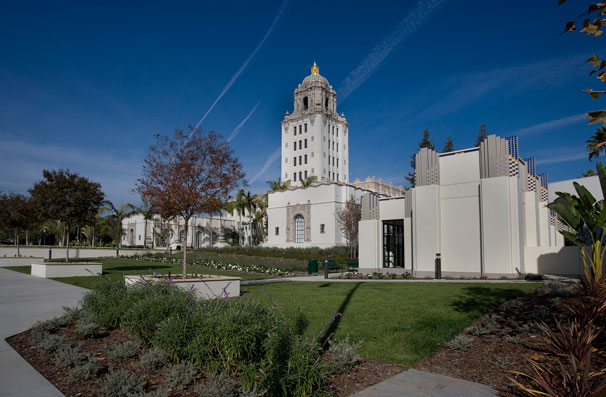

{"left": 5, "top": 257, "right": 270, "bottom": 289}
{"left": 243, "top": 281, "right": 539, "bottom": 366}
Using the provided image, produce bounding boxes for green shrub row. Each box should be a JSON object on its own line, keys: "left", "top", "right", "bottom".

{"left": 81, "top": 278, "right": 331, "bottom": 396}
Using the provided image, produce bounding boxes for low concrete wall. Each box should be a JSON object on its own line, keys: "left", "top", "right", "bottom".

{"left": 0, "top": 257, "right": 45, "bottom": 267}
{"left": 0, "top": 247, "right": 161, "bottom": 260}
{"left": 124, "top": 275, "right": 240, "bottom": 299}
{"left": 31, "top": 263, "right": 103, "bottom": 278}
{"left": 524, "top": 246, "right": 583, "bottom": 276}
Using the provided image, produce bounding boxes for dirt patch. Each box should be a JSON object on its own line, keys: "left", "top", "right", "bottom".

{"left": 417, "top": 283, "right": 606, "bottom": 395}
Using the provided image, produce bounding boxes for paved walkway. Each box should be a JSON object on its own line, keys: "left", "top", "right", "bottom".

{"left": 242, "top": 274, "right": 546, "bottom": 285}
{"left": 351, "top": 369, "right": 496, "bottom": 397}
{"left": 0, "top": 268, "right": 87, "bottom": 397}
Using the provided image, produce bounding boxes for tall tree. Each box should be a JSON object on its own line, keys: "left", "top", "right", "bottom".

{"left": 442, "top": 135, "right": 454, "bottom": 153}
{"left": 0, "top": 193, "right": 35, "bottom": 257}
{"left": 474, "top": 124, "right": 489, "bottom": 147}
{"left": 587, "top": 125, "right": 606, "bottom": 159}
{"left": 336, "top": 195, "right": 362, "bottom": 258}
{"left": 137, "top": 127, "right": 244, "bottom": 277}
{"left": 29, "top": 169, "right": 104, "bottom": 262}
{"left": 134, "top": 195, "right": 155, "bottom": 249}
{"left": 405, "top": 128, "right": 434, "bottom": 187}
{"left": 101, "top": 201, "right": 137, "bottom": 256}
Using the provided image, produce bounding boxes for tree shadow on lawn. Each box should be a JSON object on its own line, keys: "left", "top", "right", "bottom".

{"left": 319, "top": 282, "right": 362, "bottom": 348}
{"left": 450, "top": 286, "right": 526, "bottom": 315}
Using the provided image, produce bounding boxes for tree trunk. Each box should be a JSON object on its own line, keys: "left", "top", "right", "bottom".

{"left": 183, "top": 216, "right": 189, "bottom": 277}
{"left": 15, "top": 229, "right": 20, "bottom": 257}
{"left": 65, "top": 224, "right": 70, "bottom": 263}
{"left": 238, "top": 214, "right": 243, "bottom": 245}
{"left": 26, "top": 230, "right": 29, "bottom": 246}
{"left": 92, "top": 224, "right": 95, "bottom": 247}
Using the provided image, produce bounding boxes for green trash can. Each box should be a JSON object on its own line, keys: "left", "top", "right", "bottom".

{"left": 308, "top": 259, "right": 319, "bottom": 274}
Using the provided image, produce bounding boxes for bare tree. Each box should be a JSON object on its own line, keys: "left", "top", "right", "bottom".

{"left": 137, "top": 127, "right": 244, "bottom": 277}
{"left": 336, "top": 195, "right": 362, "bottom": 258}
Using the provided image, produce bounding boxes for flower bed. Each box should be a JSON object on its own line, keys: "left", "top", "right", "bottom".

{"left": 124, "top": 254, "right": 294, "bottom": 276}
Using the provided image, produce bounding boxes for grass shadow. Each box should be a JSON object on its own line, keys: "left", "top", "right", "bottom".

{"left": 450, "top": 286, "right": 527, "bottom": 315}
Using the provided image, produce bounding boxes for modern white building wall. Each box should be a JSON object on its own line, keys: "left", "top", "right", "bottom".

{"left": 548, "top": 175, "right": 602, "bottom": 202}
{"left": 358, "top": 135, "right": 581, "bottom": 277}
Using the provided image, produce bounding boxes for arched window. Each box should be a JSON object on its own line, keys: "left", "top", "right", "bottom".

{"left": 295, "top": 215, "right": 305, "bottom": 243}
{"left": 325, "top": 98, "right": 328, "bottom": 110}
{"left": 303, "top": 97, "right": 308, "bottom": 110}
{"left": 179, "top": 230, "right": 185, "bottom": 243}
{"left": 196, "top": 231, "right": 203, "bottom": 248}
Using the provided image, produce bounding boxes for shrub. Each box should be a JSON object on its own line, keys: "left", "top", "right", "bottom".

{"left": 466, "top": 324, "right": 490, "bottom": 336}
{"left": 329, "top": 336, "right": 362, "bottom": 374}
{"left": 508, "top": 320, "right": 606, "bottom": 397}
{"left": 31, "top": 330, "right": 65, "bottom": 355}
{"left": 140, "top": 347, "right": 168, "bottom": 370}
{"left": 499, "top": 299, "right": 518, "bottom": 314}
{"left": 165, "top": 361, "right": 199, "bottom": 389}
{"left": 54, "top": 344, "right": 81, "bottom": 367}
{"left": 143, "top": 389, "right": 170, "bottom": 397}
{"left": 61, "top": 306, "right": 83, "bottom": 323}
{"left": 82, "top": 279, "right": 132, "bottom": 328}
{"left": 102, "top": 368, "right": 146, "bottom": 397}
{"left": 153, "top": 312, "right": 204, "bottom": 361}
{"left": 121, "top": 289, "right": 194, "bottom": 344}
{"left": 70, "top": 354, "right": 104, "bottom": 380}
{"left": 74, "top": 311, "right": 100, "bottom": 339}
{"left": 503, "top": 334, "right": 525, "bottom": 344}
{"left": 492, "top": 355, "right": 511, "bottom": 369}
{"left": 195, "top": 371, "right": 237, "bottom": 397}
{"left": 524, "top": 273, "right": 544, "bottom": 281}
{"left": 107, "top": 341, "right": 141, "bottom": 361}
{"left": 482, "top": 314, "right": 499, "bottom": 327}
{"left": 446, "top": 335, "right": 472, "bottom": 351}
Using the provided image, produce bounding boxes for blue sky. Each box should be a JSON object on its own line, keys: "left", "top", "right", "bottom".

{"left": 0, "top": 0, "right": 603, "bottom": 204}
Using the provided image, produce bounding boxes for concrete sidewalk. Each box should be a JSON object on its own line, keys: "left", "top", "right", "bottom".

{"left": 0, "top": 268, "right": 87, "bottom": 397}
{"left": 351, "top": 369, "right": 496, "bottom": 396}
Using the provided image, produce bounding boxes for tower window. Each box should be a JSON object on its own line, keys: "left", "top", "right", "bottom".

{"left": 311, "top": 152, "right": 314, "bottom": 157}
{"left": 304, "top": 139, "right": 307, "bottom": 148}
{"left": 337, "top": 128, "right": 339, "bottom": 136}
{"left": 299, "top": 171, "right": 302, "bottom": 181}
{"left": 275, "top": 227, "right": 279, "bottom": 236}
{"left": 304, "top": 170, "right": 308, "bottom": 179}
{"left": 325, "top": 98, "right": 328, "bottom": 109}
{"left": 312, "top": 168, "right": 314, "bottom": 174}
{"left": 304, "top": 123, "right": 307, "bottom": 132}
{"left": 299, "top": 140, "right": 302, "bottom": 149}
{"left": 337, "top": 143, "right": 339, "bottom": 152}
{"left": 293, "top": 126, "right": 296, "bottom": 135}
{"left": 285, "top": 158, "right": 288, "bottom": 163}
{"left": 320, "top": 224, "right": 325, "bottom": 234}
{"left": 303, "top": 97, "right": 308, "bottom": 110}
{"left": 332, "top": 141, "right": 335, "bottom": 150}
{"left": 337, "top": 159, "right": 339, "bottom": 167}
{"left": 311, "top": 136, "right": 314, "bottom": 141}
{"left": 294, "top": 173, "right": 297, "bottom": 182}
{"left": 304, "top": 154, "right": 307, "bottom": 164}
{"left": 333, "top": 126, "right": 335, "bottom": 135}
{"left": 294, "top": 143, "right": 297, "bottom": 152}
{"left": 299, "top": 125, "right": 302, "bottom": 134}
{"left": 337, "top": 174, "right": 339, "bottom": 182}
{"left": 294, "top": 157, "right": 296, "bottom": 166}
{"left": 299, "top": 155, "right": 302, "bottom": 164}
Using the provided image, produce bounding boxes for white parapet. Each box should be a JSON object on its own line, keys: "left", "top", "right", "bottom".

{"left": 31, "top": 262, "right": 103, "bottom": 278}
{"left": 124, "top": 275, "right": 241, "bottom": 300}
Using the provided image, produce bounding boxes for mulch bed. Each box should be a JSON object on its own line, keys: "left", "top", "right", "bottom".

{"left": 6, "top": 323, "right": 405, "bottom": 396}
{"left": 417, "top": 283, "right": 606, "bottom": 396}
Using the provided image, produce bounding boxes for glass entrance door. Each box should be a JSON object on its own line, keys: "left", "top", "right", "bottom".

{"left": 383, "top": 220, "right": 404, "bottom": 268}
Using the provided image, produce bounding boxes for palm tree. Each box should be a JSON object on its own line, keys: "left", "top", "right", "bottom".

{"left": 587, "top": 125, "right": 606, "bottom": 159}
{"left": 234, "top": 190, "right": 248, "bottom": 246}
{"left": 266, "top": 178, "right": 289, "bottom": 191}
{"left": 242, "top": 191, "right": 258, "bottom": 246}
{"left": 300, "top": 176, "right": 317, "bottom": 187}
{"left": 134, "top": 196, "right": 155, "bottom": 249}
{"left": 101, "top": 200, "right": 137, "bottom": 256}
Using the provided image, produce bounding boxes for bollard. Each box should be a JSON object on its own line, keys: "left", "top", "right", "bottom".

{"left": 324, "top": 259, "right": 329, "bottom": 279}
{"left": 48, "top": 249, "right": 52, "bottom": 262}
{"left": 435, "top": 253, "right": 442, "bottom": 280}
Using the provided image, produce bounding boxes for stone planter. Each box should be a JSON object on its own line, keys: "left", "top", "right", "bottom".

{"left": 0, "top": 257, "right": 45, "bottom": 267}
{"left": 124, "top": 274, "right": 240, "bottom": 299}
{"left": 31, "top": 262, "right": 103, "bottom": 278}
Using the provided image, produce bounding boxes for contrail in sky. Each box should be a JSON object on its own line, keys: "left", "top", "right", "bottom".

{"left": 337, "top": 0, "right": 447, "bottom": 103}
{"left": 249, "top": 146, "right": 281, "bottom": 184}
{"left": 227, "top": 100, "right": 262, "bottom": 142}
{"left": 506, "top": 113, "right": 586, "bottom": 137}
{"left": 194, "top": 0, "right": 289, "bottom": 129}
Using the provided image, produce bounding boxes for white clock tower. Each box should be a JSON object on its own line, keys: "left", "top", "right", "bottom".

{"left": 281, "top": 62, "right": 349, "bottom": 186}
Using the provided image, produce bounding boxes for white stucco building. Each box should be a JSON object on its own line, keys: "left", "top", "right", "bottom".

{"left": 281, "top": 62, "right": 349, "bottom": 185}
{"left": 358, "top": 135, "right": 584, "bottom": 277}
